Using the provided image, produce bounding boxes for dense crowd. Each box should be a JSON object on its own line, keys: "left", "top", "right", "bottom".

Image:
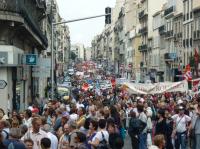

{"left": 0, "top": 80, "right": 200, "bottom": 149}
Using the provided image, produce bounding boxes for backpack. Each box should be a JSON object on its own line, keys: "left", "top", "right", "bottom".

{"left": 96, "top": 132, "right": 109, "bottom": 149}
{"left": 128, "top": 118, "right": 146, "bottom": 137}
{"left": 2, "top": 130, "right": 9, "bottom": 139}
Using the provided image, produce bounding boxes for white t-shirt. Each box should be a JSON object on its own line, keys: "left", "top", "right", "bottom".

{"left": 47, "top": 132, "right": 58, "bottom": 149}
{"left": 92, "top": 130, "right": 109, "bottom": 142}
{"left": 172, "top": 114, "right": 191, "bottom": 133}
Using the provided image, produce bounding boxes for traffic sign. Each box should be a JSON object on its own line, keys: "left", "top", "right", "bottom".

{"left": 0, "top": 80, "right": 7, "bottom": 89}
{"left": 25, "top": 54, "right": 37, "bottom": 65}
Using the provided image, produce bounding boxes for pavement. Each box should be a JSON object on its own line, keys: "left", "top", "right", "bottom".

{"left": 123, "top": 133, "right": 132, "bottom": 149}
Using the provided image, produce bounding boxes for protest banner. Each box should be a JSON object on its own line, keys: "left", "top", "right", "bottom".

{"left": 125, "top": 80, "right": 188, "bottom": 94}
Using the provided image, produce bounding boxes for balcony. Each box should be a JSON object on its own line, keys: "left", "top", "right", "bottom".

{"left": 190, "top": 38, "right": 193, "bottom": 47}
{"left": 165, "top": 30, "right": 173, "bottom": 38}
{"left": 164, "top": 6, "right": 174, "bottom": 17}
{"left": 159, "top": 25, "right": 165, "bottom": 35}
{"left": 0, "top": 0, "right": 48, "bottom": 49}
{"left": 138, "top": 44, "right": 148, "bottom": 52}
{"left": 183, "top": 39, "right": 185, "bottom": 48}
{"left": 174, "top": 33, "right": 182, "bottom": 41}
{"left": 177, "top": 32, "right": 182, "bottom": 38}
{"left": 139, "top": 27, "right": 148, "bottom": 35}
{"left": 138, "top": 10, "right": 148, "bottom": 20}
{"left": 164, "top": 53, "right": 177, "bottom": 61}
{"left": 194, "top": 30, "right": 200, "bottom": 40}
{"left": 186, "top": 39, "right": 189, "bottom": 47}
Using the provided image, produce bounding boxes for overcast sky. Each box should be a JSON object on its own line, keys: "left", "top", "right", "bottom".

{"left": 57, "top": 0, "right": 116, "bottom": 47}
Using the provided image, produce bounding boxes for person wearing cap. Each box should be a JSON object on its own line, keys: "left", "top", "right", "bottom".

{"left": 61, "top": 112, "right": 70, "bottom": 127}
{"left": 171, "top": 105, "right": 191, "bottom": 149}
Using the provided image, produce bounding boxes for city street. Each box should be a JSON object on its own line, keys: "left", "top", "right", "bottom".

{"left": 0, "top": 0, "right": 200, "bottom": 149}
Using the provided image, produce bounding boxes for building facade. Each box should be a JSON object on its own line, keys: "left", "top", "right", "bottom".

{"left": 0, "top": 0, "right": 48, "bottom": 113}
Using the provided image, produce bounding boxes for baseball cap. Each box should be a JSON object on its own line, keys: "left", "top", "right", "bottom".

{"left": 62, "top": 112, "right": 69, "bottom": 118}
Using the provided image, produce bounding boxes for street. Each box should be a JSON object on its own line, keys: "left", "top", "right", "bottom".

{"left": 0, "top": 0, "right": 200, "bottom": 149}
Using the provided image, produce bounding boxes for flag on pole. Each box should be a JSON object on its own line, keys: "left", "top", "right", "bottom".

{"left": 184, "top": 64, "right": 192, "bottom": 81}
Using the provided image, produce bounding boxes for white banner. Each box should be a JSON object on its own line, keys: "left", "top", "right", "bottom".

{"left": 125, "top": 80, "right": 188, "bottom": 94}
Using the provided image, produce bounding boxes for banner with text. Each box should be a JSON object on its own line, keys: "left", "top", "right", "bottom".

{"left": 125, "top": 80, "right": 188, "bottom": 94}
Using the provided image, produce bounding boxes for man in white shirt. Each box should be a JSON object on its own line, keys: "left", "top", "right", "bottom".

{"left": 21, "top": 117, "right": 48, "bottom": 149}
{"left": 43, "top": 124, "right": 58, "bottom": 149}
{"left": 172, "top": 106, "right": 191, "bottom": 149}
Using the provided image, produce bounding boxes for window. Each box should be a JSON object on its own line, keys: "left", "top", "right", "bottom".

{"left": 175, "top": 22, "right": 177, "bottom": 34}
{"left": 191, "top": 23, "right": 193, "bottom": 38}
{"left": 184, "top": 1, "right": 186, "bottom": 15}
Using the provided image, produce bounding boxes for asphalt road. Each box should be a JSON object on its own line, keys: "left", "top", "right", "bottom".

{"left": 123, "top": 133, "right": 132, "bottom": 149}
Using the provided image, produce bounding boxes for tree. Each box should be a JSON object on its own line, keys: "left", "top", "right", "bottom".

{"left": 70, "top": 51, "right": 77, "bottom": 60}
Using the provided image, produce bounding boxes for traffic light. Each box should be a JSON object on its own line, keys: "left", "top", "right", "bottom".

{"left": 105, "top": 7, "right": 111, "bottom": 24}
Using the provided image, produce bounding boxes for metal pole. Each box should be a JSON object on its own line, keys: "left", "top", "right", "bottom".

{"left": 53, "top": 14, "right": 110, "bottom": 26}
{"left": 51, "top": 23, "right": 54, "bottom": 99}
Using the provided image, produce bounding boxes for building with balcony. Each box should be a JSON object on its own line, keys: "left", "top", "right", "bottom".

{"left": 138, "top": 0, "right": 167, "bottom": 82}
{"left": 0, "top": 0, "right": 49, "bottom": 113}
{"left": 182, "top": 0, "right": 194, "bottom": 66}
{"left": 162, "top": 0, "right": 183, "bottom": 81}
{"left": 56, "top": 23, "right": 70, "bottom": 76}
{"left": 193, "top": 0, "right": 200, "bottom": 50}
{"left": 71, "top": 43, "right": 85, "bottom": 62}
{"left": 152, "top": 10, "right": 166, "bottom": 82}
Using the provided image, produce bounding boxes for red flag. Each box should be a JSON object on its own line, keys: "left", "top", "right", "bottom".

{"left": 82, "top": 83, "right": 89, "bottom": 91}
{"left": 184, "top": 64, "right": 192, "bottom": 81}
{"left": 194, "top": 48, "right": 199, "bottom": 64}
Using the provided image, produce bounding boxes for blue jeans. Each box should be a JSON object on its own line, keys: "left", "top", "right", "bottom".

{"left": 175, "top": 132, "right": 187, "bottom": 149}
{"left": 139, "top": 133, "right": 147, "bottom": 149}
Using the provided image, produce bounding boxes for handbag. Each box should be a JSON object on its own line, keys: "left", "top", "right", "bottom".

{"left": 96, "top": 132, "right": 109, "bottom": 149}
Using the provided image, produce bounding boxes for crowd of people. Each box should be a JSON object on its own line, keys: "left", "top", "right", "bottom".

{"left": 0, "top": 78, "right": 200, "bottom": 149}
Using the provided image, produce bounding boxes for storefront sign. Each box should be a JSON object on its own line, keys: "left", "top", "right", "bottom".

{"left": 25, "top": 54, "right": 37, "bottom": 65}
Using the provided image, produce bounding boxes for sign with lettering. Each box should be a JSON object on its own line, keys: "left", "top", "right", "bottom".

{"left": 125, "top": 80, "right": 188, "bottom": 94}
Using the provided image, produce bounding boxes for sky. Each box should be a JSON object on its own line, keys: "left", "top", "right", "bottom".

{"left": 57, "top": 0, "right": 116, "bottom": 47}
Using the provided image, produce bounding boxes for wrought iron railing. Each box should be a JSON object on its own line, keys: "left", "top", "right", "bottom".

{"left": 0, "top": 0, "right": 48, "bottom": 47}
